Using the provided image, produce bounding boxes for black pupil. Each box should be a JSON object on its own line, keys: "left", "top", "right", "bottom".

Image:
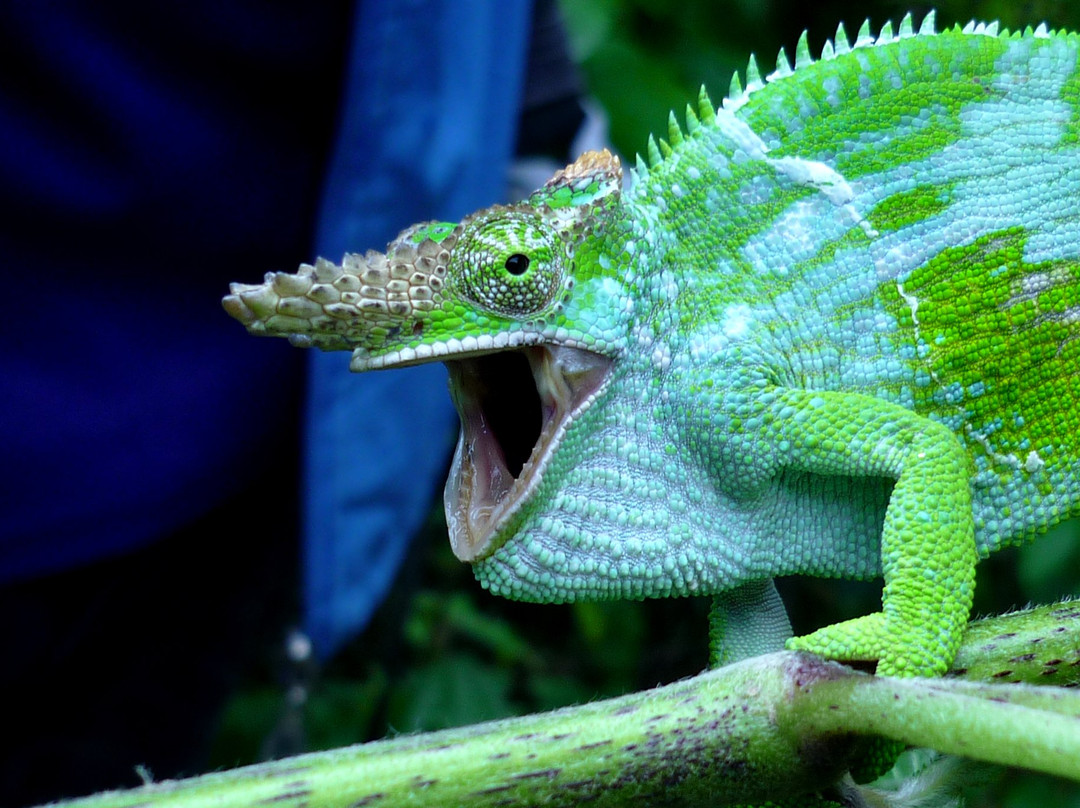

{"left": 504, "top": 253, "right": 530, "bottom": 275}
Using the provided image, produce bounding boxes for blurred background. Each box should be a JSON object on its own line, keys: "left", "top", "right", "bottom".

{"left": 3, "top": 1, "right": 1079, "bottom": 806}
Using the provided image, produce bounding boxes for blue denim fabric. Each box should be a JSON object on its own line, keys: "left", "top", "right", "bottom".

{"left": 305, "top": 0, "right": 532, "bottom": 658}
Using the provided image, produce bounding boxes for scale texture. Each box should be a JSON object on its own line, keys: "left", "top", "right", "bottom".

{"left": 225, "top": 12, "right": 1080, "bottom": 677}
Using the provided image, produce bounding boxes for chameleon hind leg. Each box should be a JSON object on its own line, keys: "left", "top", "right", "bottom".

{"left": 709, "top": 578, "right": 793, "bottom": 668}
{"left": 763, "top": 388, "right": 978, "bottom": 678}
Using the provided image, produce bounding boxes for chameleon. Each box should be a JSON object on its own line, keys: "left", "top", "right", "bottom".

{"left": 224, "top": 11, "right": 1080, "bottom": 679}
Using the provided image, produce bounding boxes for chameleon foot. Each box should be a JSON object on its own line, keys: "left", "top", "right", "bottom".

{"left": 787, "top": 612, "right": 950, "bottom": 678}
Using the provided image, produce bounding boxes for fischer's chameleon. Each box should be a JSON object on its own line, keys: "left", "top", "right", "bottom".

{"left": 224, "top": 12, "right": 1080, "bottom": 678}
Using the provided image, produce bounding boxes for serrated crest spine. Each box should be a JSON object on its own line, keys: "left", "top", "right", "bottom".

{"left": 773, "top": 46, "right": 793, "bottom": 78}
{"left": 697, "top": 86, "right": 716, "bottom": 125}
{"left": 646, "top": 135, "right": 663, "bottom": 168}
{"left": 794, "top": 30, "right": 812, "bottom": 68}
{"left": 666, "top": 111, "right": 683, "bottom": 146}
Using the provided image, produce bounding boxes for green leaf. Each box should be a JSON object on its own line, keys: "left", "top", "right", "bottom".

{"left": 387, "top": 654, "right": 518, "bottom": 732}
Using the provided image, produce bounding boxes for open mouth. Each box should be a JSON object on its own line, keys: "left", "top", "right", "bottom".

{"left": 444, "top": 344, "right": 613, "bottom": 561}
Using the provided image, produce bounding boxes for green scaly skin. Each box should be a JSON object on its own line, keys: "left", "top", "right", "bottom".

{"left": 224, "top": 12, "right": 1080, "bottom": 680}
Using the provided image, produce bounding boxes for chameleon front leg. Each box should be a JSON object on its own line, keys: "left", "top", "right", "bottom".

{"left": 762, "top": 387, "right": 978, "bottom": 678}
{"left": 709, "top": 578, "right": 793, "bottom": 668}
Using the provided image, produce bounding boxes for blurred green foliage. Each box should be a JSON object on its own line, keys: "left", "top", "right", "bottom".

{"left": 211, "top": 2, "right": 1080, "bottom": 804}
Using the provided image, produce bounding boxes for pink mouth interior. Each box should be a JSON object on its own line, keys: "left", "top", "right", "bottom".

{"left": 444, "top": 345, "right": 612, "bottom": 561}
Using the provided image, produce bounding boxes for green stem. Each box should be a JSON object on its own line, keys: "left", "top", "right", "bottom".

{"left": 47, "top": 601, "right": 1080, "bottom": 808}
{"left": 54, "top": 653, "right": 860, "bottom": 808}
{"left": 788, "top": 673, "right": 1080, "bottom": 781}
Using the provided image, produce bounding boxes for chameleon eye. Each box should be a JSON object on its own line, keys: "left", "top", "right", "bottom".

{"left": 454, "top": 212, "right": 563, "bottom": 317}
{"left": 504, "top": 253, "right": 530, "bottom": 276}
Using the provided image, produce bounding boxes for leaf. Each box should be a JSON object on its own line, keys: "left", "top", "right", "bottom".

{"left": 386, "top": 653, "right": 518, "bottom": 733}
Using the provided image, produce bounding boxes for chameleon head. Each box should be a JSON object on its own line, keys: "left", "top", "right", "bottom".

{"left": 223, "top": 150, "right": 627, "bottom": 561}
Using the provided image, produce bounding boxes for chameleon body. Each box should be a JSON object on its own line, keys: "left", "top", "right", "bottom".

{"left": 225, "top": 12, "right": 1080, "bottom": 677}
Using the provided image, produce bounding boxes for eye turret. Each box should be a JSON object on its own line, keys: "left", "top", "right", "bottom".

{"left": 454, "top": 212, "right": 564, "bottom": 317}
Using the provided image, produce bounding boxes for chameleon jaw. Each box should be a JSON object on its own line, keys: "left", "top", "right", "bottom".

{"left": 444, "top": 344, "right": 612, "bottom": 562}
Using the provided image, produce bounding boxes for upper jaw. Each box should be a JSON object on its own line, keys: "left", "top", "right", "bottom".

{"left": 443, "top": 343, "right": 613, "bottom": 561}
{"left": 348, "top": 329, "right": 551, "bottom": 371}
